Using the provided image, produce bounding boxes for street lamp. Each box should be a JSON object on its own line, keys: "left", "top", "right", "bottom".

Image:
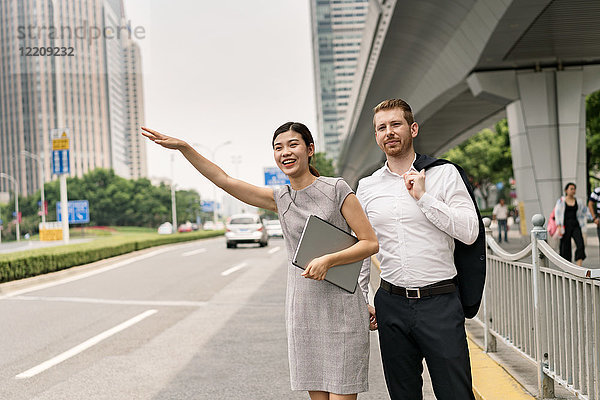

{"left": 192, "top": 140, "right": 232, "bottom": 225}
{"left": 0, "top": 172, "right": 20, "bottom": 242}
{"left": 21, "top": 150, "right": 46, "bottom": 224}
{"left": 171, "top": 154, "right": 177, "bottom": 233}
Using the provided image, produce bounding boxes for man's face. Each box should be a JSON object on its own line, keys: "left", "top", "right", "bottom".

{"left": 374, "top": 108, "right": 418, "bottom": 158}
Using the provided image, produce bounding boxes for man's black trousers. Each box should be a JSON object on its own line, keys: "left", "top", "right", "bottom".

{"left": 374, "top": 286, "right": 475, "bottom": 400}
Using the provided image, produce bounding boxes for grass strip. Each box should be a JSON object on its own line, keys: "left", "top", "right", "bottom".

{"left": 0, "top": 230, "right": 224, "bottom": 283}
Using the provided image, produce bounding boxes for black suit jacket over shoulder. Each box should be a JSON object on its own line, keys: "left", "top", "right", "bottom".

{"left": 413, "top": 153, "right": 486, "bottom": 319}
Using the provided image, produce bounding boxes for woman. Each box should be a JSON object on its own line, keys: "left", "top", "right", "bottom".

{"left": 554, "top": 182, "right": 587, "bottom": 266}
{"left": 142, "top": 122, "right": 379, "bottom": 400}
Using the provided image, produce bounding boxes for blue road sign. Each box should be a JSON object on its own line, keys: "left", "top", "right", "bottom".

{"left": 201, "top": 201, "right": 214, "bottom": 212}
{"left": 264, "top": 167, "right": 290, "bottom": 186}
{"left": 57, "top": 200, "right": 90, "bottom": 224}
{"left": 52, "top": 150, "right": 70, "bottom": 174}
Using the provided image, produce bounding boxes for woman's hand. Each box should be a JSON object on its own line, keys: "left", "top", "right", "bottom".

{"left": 368, "top": 304, "right": 377, "bottom": 331}
{"left": 141, "top": 127, "right": 187, "bottom": 150}
{"left": 301, "top": 255, "right": 332, "bottom": 281}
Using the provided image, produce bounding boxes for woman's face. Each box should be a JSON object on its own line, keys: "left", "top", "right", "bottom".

{"left": 566, "top": 184, "right": 576, "bottom": 196}
{"left": 273, "top": 130, "right": 314, "bottom": 178}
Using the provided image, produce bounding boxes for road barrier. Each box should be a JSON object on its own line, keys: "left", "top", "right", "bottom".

{"left": 474, "top": 215, "right": 600, "bottom": 400}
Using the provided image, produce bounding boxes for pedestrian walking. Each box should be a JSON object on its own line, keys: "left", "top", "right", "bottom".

{"left": 492, "top": 198, "right": 509, "bottom": 242}
{"left": 555, "top": 182, "right": 586, "bottom": 266}
{"left": 587, "top": 185, "right": 600, "bottom": 254}
{"left": 356, "top": 98, "right": 485, "bottom": 400}
{"left": 142, "top": 122, "right": 379, "bottom": 400}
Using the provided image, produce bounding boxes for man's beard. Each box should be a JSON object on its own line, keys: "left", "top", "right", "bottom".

{"left": 384, "top": 137, "right": 412, "bottom": 158}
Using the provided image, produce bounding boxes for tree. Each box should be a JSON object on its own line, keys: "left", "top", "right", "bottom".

{"left": 312, "top": 152, "right": 335, "bottom": 177}
{"left": 587, "top": 90, "right": 600, "bottom": 186}
{"left": 0, "top": 168, "right": 204, "bottom": 239}
{"left": 442, "top": 119, "right": 513, "bottom": 207}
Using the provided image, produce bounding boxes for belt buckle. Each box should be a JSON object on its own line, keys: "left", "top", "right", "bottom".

{"left": 405, "top": 287, "right": 421, "bottom": 299}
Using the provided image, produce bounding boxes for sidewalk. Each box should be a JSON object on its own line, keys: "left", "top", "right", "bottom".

{"left": 472, "top": 223, "right": 590, "bottom": 399}
{"left": 490, "top": 222, "right": 600, "bottom": 268}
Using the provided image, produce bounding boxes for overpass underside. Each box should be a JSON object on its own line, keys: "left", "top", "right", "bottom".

{"left": 339, "top": 0, "right": 600, "bottom": 228}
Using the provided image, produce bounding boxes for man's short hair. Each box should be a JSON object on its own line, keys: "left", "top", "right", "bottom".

{"left": 372, "top": 99, "right": 415, "bottom": 126}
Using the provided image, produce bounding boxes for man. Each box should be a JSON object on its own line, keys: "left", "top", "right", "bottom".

{"left": 357, "top": 99, "right": 483, "bottom": 400}
{"left": 492, "top": 198, "right": 509, "bottom": 242}
{"left": 588, "top": 186, "right": 600, "bottom": 258}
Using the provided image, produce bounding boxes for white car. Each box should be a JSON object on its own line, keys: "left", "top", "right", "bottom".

{"left": 264, "top": 219, "right": 283, "bottom": 238}
{"left": 225, "top": 214, "right": 268, "bottom": 248}
{"left": 157, "top": 222, "right": 173, "bottom": 234}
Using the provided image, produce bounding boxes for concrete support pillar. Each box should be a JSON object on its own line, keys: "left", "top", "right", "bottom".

{"left": 507, "top": 71, "right": 564, "bottom": 231}
{"left": 468, "top": 66, "right": 600, "bottom": 231}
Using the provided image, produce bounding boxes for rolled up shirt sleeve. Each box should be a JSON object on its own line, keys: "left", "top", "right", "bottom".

{"left": 416, "top": 167, "right": 478, "bottom": 245}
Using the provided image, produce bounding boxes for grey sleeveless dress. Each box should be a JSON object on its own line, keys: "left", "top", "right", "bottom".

{"left": 273, "top": 176, "right": 370, "bottom": 394}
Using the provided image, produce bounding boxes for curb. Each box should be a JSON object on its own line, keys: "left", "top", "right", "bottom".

{"left": 467, "top": 335, "right": 534, "bottom": 400}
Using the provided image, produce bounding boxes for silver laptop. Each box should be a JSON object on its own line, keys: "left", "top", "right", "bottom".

{"left": 292, "top": 215, "right": 361, "bottom": 293}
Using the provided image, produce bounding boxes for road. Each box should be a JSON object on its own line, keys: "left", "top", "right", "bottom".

{"left": 0, "top": 237, "right": 405, "bottom": 400}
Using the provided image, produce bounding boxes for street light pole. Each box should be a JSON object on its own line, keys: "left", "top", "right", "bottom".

{"left": 171, "top": 154, "right": 177, "bottom": 233}
{"left": 0, "top": 173, "right": 20, "bottom": 242}
{"left": 21, "top": 150, "right": 46, "bottom": 224}
{"left": 191, "top": 141, "right": 231, "bottom": 225}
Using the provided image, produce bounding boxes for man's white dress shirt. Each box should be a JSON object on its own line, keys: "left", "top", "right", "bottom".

{"left": 356, "top": 159, "right": 478, "bottom": 302}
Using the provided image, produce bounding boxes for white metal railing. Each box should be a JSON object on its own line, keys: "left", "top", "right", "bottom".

{"left": 476, "top": 214, "right": 600, "bottom": 400}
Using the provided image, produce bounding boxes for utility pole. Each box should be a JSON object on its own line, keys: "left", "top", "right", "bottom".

{"left": 50, "top": 0, "right": 69, "bottom": 243}
{"left": 192, "top": 141, "right": 231, "bottom": 224}
{"left": 171, "top": 154, "right": 177, "bottom": 233}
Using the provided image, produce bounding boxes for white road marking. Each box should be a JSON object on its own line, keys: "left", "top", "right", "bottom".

{"left": 0, "top": 245, "right": 192, "bottom": 300}
{"left": 10, "top": 296, "right": 207, "bottom": 307}
{"left": 221, "top": 262, "right": 248, "bottom": 276}
{"left": 15, "top": 309, "right": 158, "bottom": 379}
{"left": 182, "top": 248, "right": 207, "bottom": 257}
{"left": 268, "top": 246, "right": 281, "bottom": 254}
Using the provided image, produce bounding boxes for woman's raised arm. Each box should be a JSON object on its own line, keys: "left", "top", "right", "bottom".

{"left": 141, "top": 127, "right": 277, "bottom": 212}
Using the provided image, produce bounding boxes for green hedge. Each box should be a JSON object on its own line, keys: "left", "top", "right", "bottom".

{"left": 0, "top": 230, "right": 224, "bottom": 283}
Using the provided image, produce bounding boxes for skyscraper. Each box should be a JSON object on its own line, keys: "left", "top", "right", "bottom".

{"left": 0, "top": 0, "right": 146, "bottom": 196}
{"left": 124, "top": 41, "right": 147, "bottom": 179}
{"left": 310, "top": 0, "right": 368, "bottom": 161}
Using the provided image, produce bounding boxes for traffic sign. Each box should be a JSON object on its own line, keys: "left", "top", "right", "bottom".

{"left": 264, "top": 167, "right": 290, "bottom": 186}
{"left": 52, "top": 138, "right": 69, "bottom": 150}
{"left": 52, "top": 149, "right": 70, "bottom": 174}
{"left": 57, "top": 200, "right": 90, "bottom": 224}
{"left": 38, "top": 200, "right": 48, "bottom": 215}
{"left": 201, "top": 200, "right": 214, "bottom": 212}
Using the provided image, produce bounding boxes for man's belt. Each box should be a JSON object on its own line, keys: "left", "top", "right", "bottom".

{"left": 379, "top": 278, "right": 456, "bottom": 299}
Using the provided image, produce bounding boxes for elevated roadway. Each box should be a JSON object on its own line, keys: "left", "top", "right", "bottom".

{"left": 339, "top": 0, "right": 600, "bottom": 227}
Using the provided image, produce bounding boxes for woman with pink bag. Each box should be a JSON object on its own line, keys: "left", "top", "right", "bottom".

{"left": 553, "top": 182, "right": 587, "bottom": 266}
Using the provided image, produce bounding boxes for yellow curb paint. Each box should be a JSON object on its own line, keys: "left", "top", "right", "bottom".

{"left": 468, "top": 336, "right": 534, "bottom": 400}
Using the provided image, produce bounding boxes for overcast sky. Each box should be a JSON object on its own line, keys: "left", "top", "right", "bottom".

{"left": 123, "top": 0, "right": 318, "bottom": 202}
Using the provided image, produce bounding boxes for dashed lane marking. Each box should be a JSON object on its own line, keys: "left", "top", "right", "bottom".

{"left": 182, "top": 248, "right": 207, "bottom": 257}
{"left": 221, "top": 262, "right": 248, "bottom": 276}
{"left": 268, "top": 246, "right": 281, "bottom": 254}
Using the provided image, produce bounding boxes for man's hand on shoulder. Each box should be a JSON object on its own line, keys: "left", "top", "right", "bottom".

{"left": 404, "top": 169, "right": 426, "bottom": 200}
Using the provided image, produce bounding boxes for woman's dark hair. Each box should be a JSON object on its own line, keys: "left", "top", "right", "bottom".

{"left": 565, "top": 182, "right": 576, "bottom": 191}
{"left": 272, "top": 122, "right": 320, "bottom": 177}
